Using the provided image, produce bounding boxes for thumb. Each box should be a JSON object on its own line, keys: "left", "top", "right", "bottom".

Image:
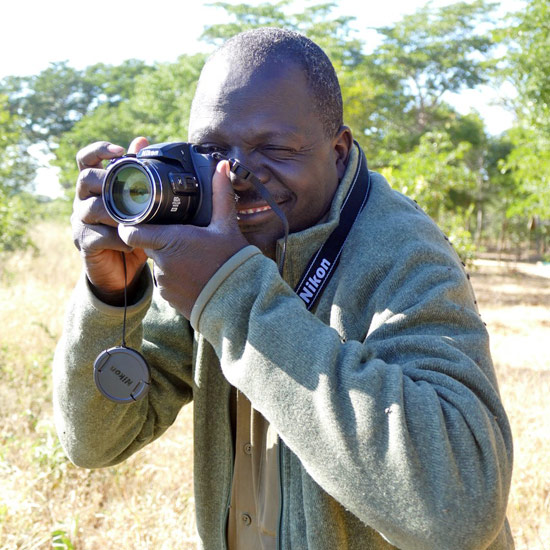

{"left": 210, "top": 160, "right": 238, "bottom": 227}
{"left": 117, "top": 223, "right": 172, "bottom": 252}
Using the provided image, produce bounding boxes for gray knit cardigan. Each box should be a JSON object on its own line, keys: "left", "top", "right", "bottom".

{"left": 53, "top": 144, "right": 514, "bottom": 550}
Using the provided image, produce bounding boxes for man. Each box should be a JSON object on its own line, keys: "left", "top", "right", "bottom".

{"left": 54, "top": 28, "right": 514, "bottom": 549}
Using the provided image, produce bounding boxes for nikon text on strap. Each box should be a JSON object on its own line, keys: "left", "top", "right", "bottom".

{"left": 294, "top": 144, "right": 371, "bottom": 311}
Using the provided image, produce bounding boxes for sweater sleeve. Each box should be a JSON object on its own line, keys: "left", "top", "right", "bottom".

{"left": 53, "top": 265, "right": 195, "bottom": 468}
{"left": 191, "top": 203, "right": 513, "bottom": 550}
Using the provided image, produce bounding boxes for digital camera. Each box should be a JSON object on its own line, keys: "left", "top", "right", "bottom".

{"left": 102, "top": 142, "right": 216, "bottom": 225}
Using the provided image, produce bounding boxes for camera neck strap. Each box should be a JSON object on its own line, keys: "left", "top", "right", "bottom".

{"left": 294, "top": 145, "right": 371, "bottom": 311}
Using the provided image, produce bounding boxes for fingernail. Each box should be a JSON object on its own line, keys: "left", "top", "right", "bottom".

{"left": 216, "top": 160, "right": 230, "bottom": 177}
{"left": 108, "top": 144, "right": 125, "bottom": 154}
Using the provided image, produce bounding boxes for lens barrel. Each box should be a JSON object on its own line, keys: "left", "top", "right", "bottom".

{"left": 103, "top": 156, "right": 201, "bottom": 225}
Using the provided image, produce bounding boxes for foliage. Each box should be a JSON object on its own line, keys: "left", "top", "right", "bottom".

{"left": 494, "top": 0, "right": 550, "bottom": 230}
{"left": 0, "top": 95, "right": 37, "bottom": 252}
{"left": 504, "top": 127, "right": 550, "bottom": 219}
{"left": 498, "top": 0, "right": 550, "bottom": 127}
{"left": 1, "top": 60, "right": 154, "bottom": 149}
{"left": 0, "top": 188, "right": 35, "bottom": 253}
{"left": 368, "top": 0, "right": 497, "bottom": 155}
{"left": 0, "top": 94, "right": 20, "bottom": 148}
{"left": 383, "top": 132, "right": 474, "bottom": 217}
{"left": 377, "top": 0, "right": 495, "bottom": 92}
{"left": 381, "top": 128, "right": 479, "bottom": 261}
{"left": 2, "top": 0, "right": 549, "bottom": 257}
{"left": 201, "top": 1, "right": 364, "bottom": 66}
{"left": 0, "top": 94, "right": 37, "bottom": 192}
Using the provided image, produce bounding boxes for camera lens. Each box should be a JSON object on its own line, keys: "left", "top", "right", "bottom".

{"left": 102, "top": 143, "right": 214, "bottom": 225}
{"left": 111, "top": 166, "right": 152, "bottom": 217}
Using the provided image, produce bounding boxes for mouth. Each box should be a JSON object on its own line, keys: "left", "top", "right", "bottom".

{"left": 237, "top": 204, "right": 273, "bottom": 216}
{"left": 234, "top": 192, "right": 292, "bottom": 229}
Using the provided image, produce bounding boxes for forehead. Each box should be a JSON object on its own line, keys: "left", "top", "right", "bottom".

{"left": 188, "top": 59, "right": 321, "bottom": 142}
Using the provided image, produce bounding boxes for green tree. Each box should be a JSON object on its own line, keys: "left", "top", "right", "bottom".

{"left": 447, "top": 113, "right": 490, "bottom": 243}
{"left": 505, "top": 127, "right": 550, "bottom": 219}
{"left": 499, "top": 0, "right": 550, "bottom": 129}
{"left": 495, "top": 0, "right": 550, "bottom": 254}
{"left": 0, "top": 95, "right": 36, "bottom": 251}
{"left": 1, "top": 59, "right": 153, "bottom": 150}
{"left": 368, "top": 0, "right": 497, "bottom": 156}
{"left": 380, "top": 128, "right": 479, "bottom": 261}
{"left": 0, "top": 94, "right": 37, "bottom": 191}
{"left": 0, "top": 187, "right": 35, "bottom": 253}
{"left": 353, "top": 0, "right": 509, "bottom": 259}
{"left": 201, "top": 1, "right": 364, "bottom": 67}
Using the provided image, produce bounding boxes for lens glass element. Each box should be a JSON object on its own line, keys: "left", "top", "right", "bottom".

{"left": 111, "top": 166, "right": 152, "bottom": 217}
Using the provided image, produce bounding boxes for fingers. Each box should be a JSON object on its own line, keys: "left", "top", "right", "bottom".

{"left": 76, "top": 136, "right": 150, "bottom": 197}
{"left": 72, "top": 218, "right": 134, "bottom": 255}
{"left": 117, "top": 160, "right": 242, "bottom": 253}
{"left": 75, "top": 136, "right": 150, "bottom": 222}
{"left": 76, "top": 168, "right": 105, "bottom": 199}
{"left": 74, "top": 166, "right": 115, "bottom": 227}
{"left": 128, "top": 136, "right": 149, "bottom": 155}
{"left": 74, "top": 194, "right": 118, "bottom": 227}
{"left": 76, "top": 141, "right": 125, "bottom": 171}
{"left": 71, "top": 137, "right": 152, "bottom": 294}
{"left": 76, "top": 136, "right": 149, "bottom": 171}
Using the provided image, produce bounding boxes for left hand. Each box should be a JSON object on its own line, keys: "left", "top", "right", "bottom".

{"left": 118, "top": 160, "right": 250, "bottom": 318}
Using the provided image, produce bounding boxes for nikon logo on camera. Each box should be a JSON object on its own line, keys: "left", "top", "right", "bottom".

{"left": 139, "top": 149, "right": 161, "bottom": 157}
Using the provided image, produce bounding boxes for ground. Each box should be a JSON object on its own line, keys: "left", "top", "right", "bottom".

{"left": 0, "top": 224, "right": 548, "bottom": 549}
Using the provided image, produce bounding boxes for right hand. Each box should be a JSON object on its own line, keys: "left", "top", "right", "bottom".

{"left": 72, "top": 137, "right": 150, "bottom": 305}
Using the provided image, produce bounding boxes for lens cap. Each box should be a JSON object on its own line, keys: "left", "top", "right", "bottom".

{"left": 93, "top": 346, "right": 150, "bottom": 403}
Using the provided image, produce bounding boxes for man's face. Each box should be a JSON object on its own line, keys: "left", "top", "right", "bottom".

{"left": 188, "top": 59, "right": 351, "bottom": 258}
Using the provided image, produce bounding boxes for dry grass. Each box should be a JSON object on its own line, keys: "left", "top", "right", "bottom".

{"left": 0, "top": 222, "right": 196, "bottom": 550}
{"left": 0, "top": 222, "right": 548, "bottom": 549}
{"left": 470, "top": 259, "right": 550, "bottom": 550}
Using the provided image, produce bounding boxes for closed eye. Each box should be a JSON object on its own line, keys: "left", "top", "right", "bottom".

{"left": 260, "top": 145, "right": 302, "bottom": 162}
{"left": 262, "top": 143, "right": 298, "bottom": 153}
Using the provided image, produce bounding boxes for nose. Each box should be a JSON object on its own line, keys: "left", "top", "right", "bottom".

{"left": 226, "top": 148, "right": 267, "bottom": 191}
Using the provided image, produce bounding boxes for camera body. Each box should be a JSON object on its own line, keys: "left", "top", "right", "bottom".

{"left": 102, "top": 142, "right": 216, "bottom": 225}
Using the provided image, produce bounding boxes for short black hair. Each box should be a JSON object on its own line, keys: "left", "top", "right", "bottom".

{"left": 206, "top": 27, "right": 343, "bottom": 137}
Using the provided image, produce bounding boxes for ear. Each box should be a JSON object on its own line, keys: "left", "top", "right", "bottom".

{"left": 332, "top": 126, "right": 354, "bottom": 180}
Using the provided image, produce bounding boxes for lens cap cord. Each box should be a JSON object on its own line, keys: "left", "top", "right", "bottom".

{"left": 93, "top": 253, "right": 151, "bottom": 403}
{"left": 120, "top": 252, "right": 129, "bottom": 347}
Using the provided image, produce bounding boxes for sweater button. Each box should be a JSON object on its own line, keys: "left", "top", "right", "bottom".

{"left": 243, "top": 443, "right": 252, "bottom": 455}
{"left": 241, "top": 513, "right": 252, "bottom": 526}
